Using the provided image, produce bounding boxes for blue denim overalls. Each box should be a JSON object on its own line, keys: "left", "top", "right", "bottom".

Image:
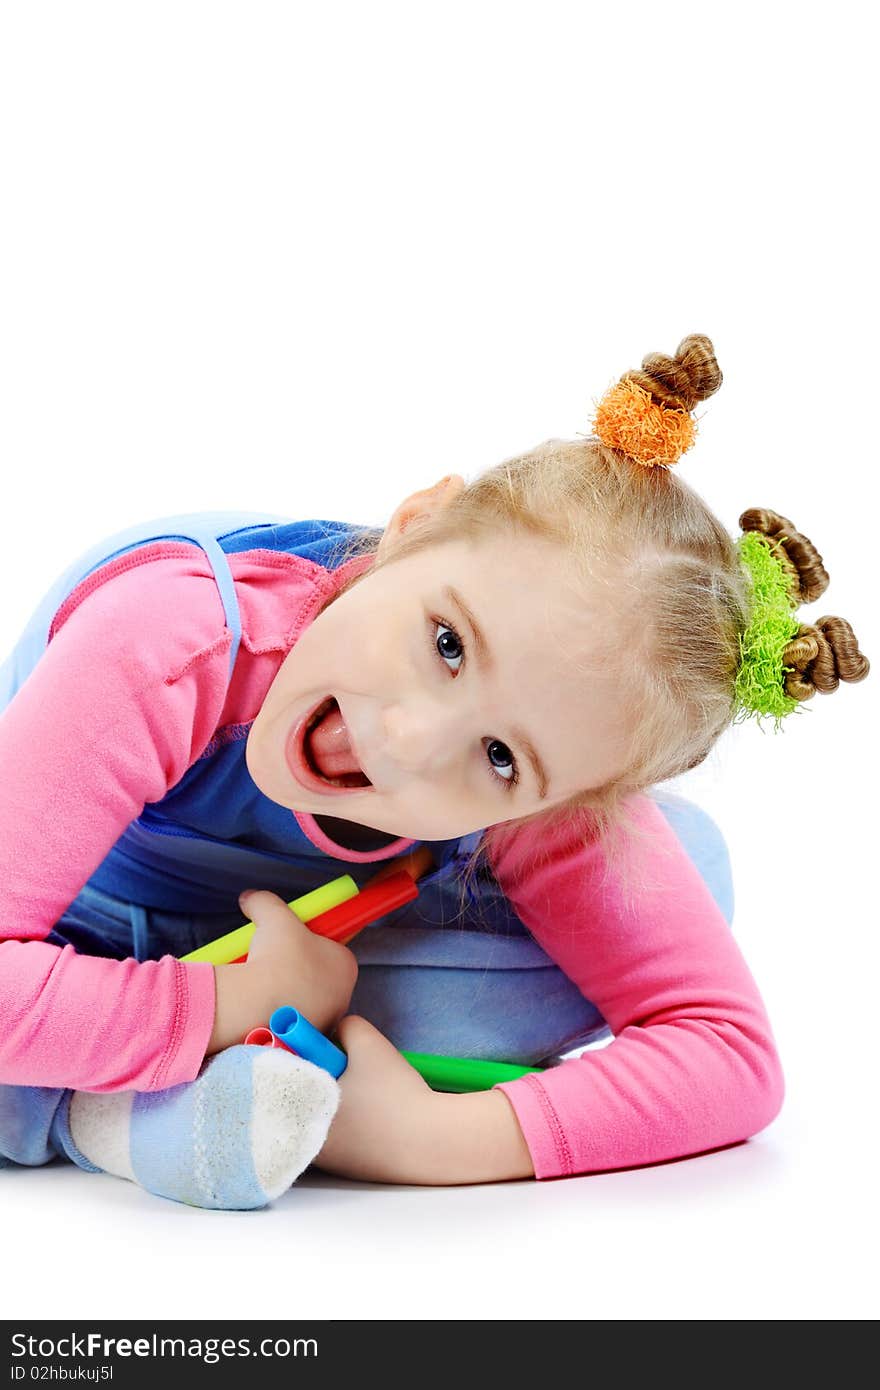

{"left": 0, "top": 510, "right": 735, "bottom": 1169}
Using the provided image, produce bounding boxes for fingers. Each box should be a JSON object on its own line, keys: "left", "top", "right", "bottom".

{"left": 239, "top": 890, "right": 306, "bottom": 928}
{"left": 239, "top": 890, "right": 310, "bottom": 964}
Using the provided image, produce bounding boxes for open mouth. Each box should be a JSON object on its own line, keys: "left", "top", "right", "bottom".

{"left": 298, "top": 696, "right": 373, "bottom": 791}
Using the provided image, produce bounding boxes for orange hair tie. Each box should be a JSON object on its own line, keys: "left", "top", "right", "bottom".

{"left": 590, "top": 376, "right": 697, "bottom": 469}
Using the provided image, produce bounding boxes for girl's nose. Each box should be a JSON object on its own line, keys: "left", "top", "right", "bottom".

{"left": 381, "top": 699, "right": 463, "bottom": 777}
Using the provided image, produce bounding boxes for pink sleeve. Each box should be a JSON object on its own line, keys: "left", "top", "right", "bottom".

{"left": 486, "top": 795, "right": 785, "bottom": 1179}
{"left": 0, "top": 555, "right": 230, "bottom": 1092}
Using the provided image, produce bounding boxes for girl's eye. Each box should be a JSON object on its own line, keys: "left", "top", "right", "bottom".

{"left": 430, "top": 618, "right": 520, "bottom": 794}
{"left": 434, "top": 620, "right": 464, "bottom": 674}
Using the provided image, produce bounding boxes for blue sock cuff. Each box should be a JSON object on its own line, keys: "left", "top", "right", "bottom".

{"left": 49, "top": 1092, "right": 104, "bottom": 1174}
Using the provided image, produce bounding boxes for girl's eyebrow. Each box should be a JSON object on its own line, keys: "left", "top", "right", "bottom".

{"left": 443, "top": 584, "right": 493, "bottom": 670}
{"left": 443, "top": 584, "right": 551, "bottom": 800}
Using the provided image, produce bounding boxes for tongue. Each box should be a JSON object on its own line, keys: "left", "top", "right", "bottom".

{"left": 307, "top": 703, "right": 365, "bottom": 781}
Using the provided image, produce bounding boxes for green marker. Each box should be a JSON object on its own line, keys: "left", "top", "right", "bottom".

{"left": 400, "top": 1051, "right": 544, "bottom": 1092}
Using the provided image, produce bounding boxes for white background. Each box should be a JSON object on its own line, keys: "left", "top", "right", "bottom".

{"left": 1, "top": 1, "right": 877, "bottom": 1323}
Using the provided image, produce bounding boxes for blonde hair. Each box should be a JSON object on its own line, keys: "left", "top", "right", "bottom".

{"left": 322, "top": 336, "right": 870, "bottom": 909}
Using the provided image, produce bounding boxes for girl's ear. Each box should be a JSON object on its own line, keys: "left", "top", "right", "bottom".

{"left": 380, "top": 473, "right": 466, "bottom": 548}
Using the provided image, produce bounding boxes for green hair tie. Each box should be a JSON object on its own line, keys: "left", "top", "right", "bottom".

{"left": 732, "top": 530, "right": 803, "bottom": 731}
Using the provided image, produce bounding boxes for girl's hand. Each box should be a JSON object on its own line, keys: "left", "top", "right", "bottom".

{"left": 205, "top": 890, "right": 359, "bottom": 1056}
{"left": 311, "top": 1015, "right": 445, "bottom": 1184}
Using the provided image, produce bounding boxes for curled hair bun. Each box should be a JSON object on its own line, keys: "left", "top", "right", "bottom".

{"left": 738, "top": 506, "right": 870, "bottom": 701}
{"left": 592, "top": 333, "right": 723, "bottom": 467}
{"left": 634, "top": 332, "right": 724, "bottom": 413}
{"left": 738, "top": 506, "right": 829, "bottom": 605}
{"left": 783, "top": 616, "right": 871, "bottom": 700}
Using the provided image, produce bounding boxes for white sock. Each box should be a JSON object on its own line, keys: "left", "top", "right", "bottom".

{"left": 65, "top": 1044, "right": 341, "bottom": 1209}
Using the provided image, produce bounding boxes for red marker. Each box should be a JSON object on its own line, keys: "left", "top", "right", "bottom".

{"left": 229, "top": 869, "right": 417, "bottom": 964}
{"left": 305, "top": 870, "right": 418, "bottom": 943}
{"left": 244, "top": 1026, "right": 294, "bottom": 1052}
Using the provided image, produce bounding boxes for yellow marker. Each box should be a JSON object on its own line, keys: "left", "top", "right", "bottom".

{"left": 181, "top": 874, "right": 359, "bottom": 965}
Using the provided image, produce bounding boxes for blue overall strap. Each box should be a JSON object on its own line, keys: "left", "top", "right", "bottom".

{"left": 0, "top": 510, "right": 289, "bottom": 709}
{"left": 189, "top": 530, "right": 242, "bottom": 685}
{"left": 120, "top": 522, "right": 252, "bottom": 959}
{"left": 126, "top": 524, "right": 249, "bottom": 956}
{"left": 58, "top": 512, "right": 270, "bottom": 687}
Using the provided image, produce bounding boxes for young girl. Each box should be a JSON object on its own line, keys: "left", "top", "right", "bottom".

{"left": 0, "top": 333, "right": 869, "bottom": 1209}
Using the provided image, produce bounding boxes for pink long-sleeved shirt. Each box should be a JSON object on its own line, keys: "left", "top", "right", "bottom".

{"left": 0, "top": 545, "right": 784, "bottom": 1177}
